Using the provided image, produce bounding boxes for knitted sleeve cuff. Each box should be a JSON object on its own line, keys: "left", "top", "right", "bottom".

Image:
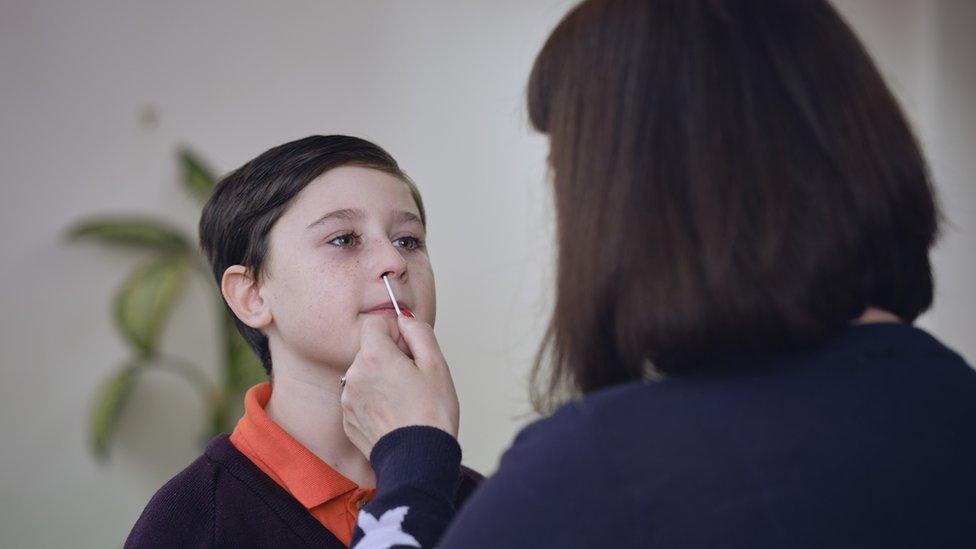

{"left": 369, "top": 426, "right": 463, "bottom": 498}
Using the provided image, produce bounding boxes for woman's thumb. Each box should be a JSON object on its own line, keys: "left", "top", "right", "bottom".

{"left": 396, "top": 315, "right": 445, "bottom": 372}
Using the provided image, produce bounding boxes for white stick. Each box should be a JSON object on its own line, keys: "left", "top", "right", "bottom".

{"left": 382, "top": 274, "right": 402, "bottom": 317}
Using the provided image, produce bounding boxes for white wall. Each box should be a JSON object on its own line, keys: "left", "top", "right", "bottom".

{"left": 831, "top": 0, "right": 976, "bottom": 356}
{"left": 0, "top": 1, "right": 971, "bottom": 547}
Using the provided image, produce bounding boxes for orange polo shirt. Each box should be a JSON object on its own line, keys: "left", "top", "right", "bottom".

{"left": 229, "top": 382, "right": 376, "bottom": 547}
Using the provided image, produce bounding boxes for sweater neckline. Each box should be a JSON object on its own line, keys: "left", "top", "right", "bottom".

{"left": 204, "top": 434, "right": 348, "bottom": 549}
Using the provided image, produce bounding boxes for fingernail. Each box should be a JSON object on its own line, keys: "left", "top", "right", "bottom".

{"left": 402, "top": 308, "right": 415, "bottom": 318}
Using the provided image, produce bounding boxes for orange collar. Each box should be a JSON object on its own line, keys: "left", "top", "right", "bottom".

{"left": 229, "top": 382, "right": 365, "bottom": 509}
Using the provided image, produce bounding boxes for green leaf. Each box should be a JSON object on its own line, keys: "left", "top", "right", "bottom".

{"left": 89, "top": 362, "right": 141, "bottom": 461}
{"left": 67, "top": 217, "right": 191, "bottom": 253}
{"left": 223, "top": 310, "right": 267, "bottom": 393}
{"left": 113, "top": 254, "right": 189, "bottom": 355}
{"left": 179, "top": 148, "right": 218, "bottom": 203}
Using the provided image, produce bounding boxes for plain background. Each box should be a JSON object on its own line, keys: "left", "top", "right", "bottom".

{"left": 1, "top": 1, "right": 973, "bottom": 546}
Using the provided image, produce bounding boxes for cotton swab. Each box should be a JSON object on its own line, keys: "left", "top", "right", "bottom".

{"left": 382, "top": 274, "right": 403, "bottom": 317}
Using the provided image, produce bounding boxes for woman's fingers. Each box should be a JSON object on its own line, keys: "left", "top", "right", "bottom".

{"left": 396, "top": 316, "right": 460, "bottom": 436}
{"left": 396, "top": 316, "right": 447, "bottom": 373}
{"left": 357, "top": 317, "right": 405, "bottom": 367}
{"left": 358, "top": 314, "right": 413, "bottom": 360}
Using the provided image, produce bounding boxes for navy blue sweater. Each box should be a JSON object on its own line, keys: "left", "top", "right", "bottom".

{"left": 356, "top": 323, "right": 976, "bottom": 548}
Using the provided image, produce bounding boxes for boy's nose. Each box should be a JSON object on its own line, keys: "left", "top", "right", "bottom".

{"left": 373, "top": 241, "right": 408, "bottom": 280}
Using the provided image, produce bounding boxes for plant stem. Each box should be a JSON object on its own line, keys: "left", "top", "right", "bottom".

{"left": 155, "top": 353, "right": 213, "bottom": 395}
{"left": 155, "top": 353, "right": 229, "bottom": 435}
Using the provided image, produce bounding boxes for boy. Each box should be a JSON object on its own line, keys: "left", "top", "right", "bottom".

{"left": 126, "top": 135, "right": 481, "bottom": 548}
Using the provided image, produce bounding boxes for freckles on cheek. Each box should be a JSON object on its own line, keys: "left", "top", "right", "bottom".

{"left": 323, "top": 258, "right": 362, "bottom": 288}
{"left": 315, "top": 253, "right": 359, "bottom": 277}
{"left": 313, "top": 258, "right": 363, "bottom": 301}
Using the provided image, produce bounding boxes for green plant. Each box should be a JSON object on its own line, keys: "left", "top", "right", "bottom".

{"left": 68, "top": 149, "right": 266, "bottom": 461}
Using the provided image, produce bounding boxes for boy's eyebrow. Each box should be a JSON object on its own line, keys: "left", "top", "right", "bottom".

{"left": 393, "top": 210, "right": 423, "bottom": 225}
{"left": 306, "top": 208, "right": 365, "bottom": 229}
{"left": 305, "top": 208, "right": 423, "bottom": 229}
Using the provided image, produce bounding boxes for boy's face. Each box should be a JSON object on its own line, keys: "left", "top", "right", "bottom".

{"left": 260, "top": 165, "right": 435, "bottom": 371}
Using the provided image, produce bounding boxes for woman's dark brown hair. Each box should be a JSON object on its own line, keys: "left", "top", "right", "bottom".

{"left": 527, "top": 0, "right": 940, "bottom": 410}
{"left": 199, "top": 135, "right": 425, "bottom": 374}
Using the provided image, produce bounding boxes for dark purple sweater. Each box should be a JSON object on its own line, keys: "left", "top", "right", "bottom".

{"left": 125, "top": 434, "right": 482, "bottom": 548}
{"left": 356, "top": 323, "right": 976, "bottom": 548}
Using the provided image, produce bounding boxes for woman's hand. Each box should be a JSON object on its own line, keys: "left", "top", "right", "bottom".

{"left": 341, "top": 315, "right": 460, "bottom": 458}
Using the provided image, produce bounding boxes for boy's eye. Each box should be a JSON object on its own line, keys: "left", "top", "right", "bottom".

{"left": 327, "top": 232, "right": 360, "bottom": 248}
{"left": 393, "top": 236, "right": 424, "bottom": 250}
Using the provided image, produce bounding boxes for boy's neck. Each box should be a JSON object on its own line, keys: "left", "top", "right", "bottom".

{"left": 262, "top": 353, "right": 375, "bottom": 488}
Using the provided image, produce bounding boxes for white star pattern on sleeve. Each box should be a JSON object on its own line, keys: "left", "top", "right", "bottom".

{"left": 355, "top": 506, "right": 422, "bottom": 549}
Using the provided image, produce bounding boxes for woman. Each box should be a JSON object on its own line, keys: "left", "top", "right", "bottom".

{"left": 340, "top": 0, "right": 976, "bottom": 547}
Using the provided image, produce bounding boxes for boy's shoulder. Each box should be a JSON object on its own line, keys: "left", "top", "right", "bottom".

{"left": 125, "top": 448, "right": 222, "bottom": 548}
{"left": 126, "top": 434, "right": 343, "bottom": 548}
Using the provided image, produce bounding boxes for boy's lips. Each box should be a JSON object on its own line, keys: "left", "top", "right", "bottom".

{"left": 362, "top": 300, "right": 410, "bottom": 315}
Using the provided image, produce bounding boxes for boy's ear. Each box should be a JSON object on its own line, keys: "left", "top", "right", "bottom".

{"left": 221, "top": 265, "right": 273, "bottom": 330}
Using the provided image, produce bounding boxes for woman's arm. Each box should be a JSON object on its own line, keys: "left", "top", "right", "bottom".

{"left": 351, "top": 427, "right": 463, "bottom": 547}
{"left": 352, "top": 403, "right": 613, "bottom": 548}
